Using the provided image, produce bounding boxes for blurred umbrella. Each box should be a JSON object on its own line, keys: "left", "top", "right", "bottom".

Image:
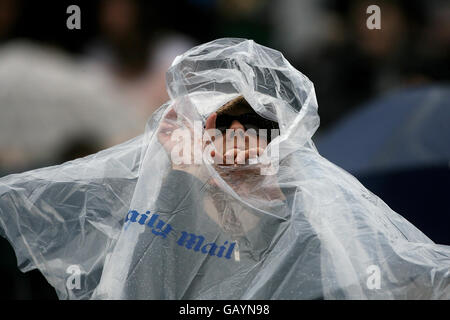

{"left": 316, "top": 85, "right": 450, "bottom": 244}
{"left": 0, "top": 42, "right": 145, "bottom": 172}
{"left": 316, "top": 85, "right": 450, "bottom": 175}
{"left": 0, "top": 42, "right": 147, "bottom": 298}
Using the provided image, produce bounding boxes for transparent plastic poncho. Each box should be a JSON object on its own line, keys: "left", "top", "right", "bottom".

{"left": 0, "top": 38, "right": 449, "bottom": 300}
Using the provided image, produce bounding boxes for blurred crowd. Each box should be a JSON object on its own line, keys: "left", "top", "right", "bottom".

{"left": 0, "top": 0, "right": 448, "bottom": 173}
{"left": 0, "top": 0, "right": 448, "bottom": 299}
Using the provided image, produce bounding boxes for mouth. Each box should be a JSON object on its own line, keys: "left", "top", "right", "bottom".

{"left": 214, "top": 163, "right": 263, "bottom": 180}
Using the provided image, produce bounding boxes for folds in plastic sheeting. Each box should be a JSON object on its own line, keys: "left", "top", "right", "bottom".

{"left": 0, "top": 38, "right": 449, "bottom": 299}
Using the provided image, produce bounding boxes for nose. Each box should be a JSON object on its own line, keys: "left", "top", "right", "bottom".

{"left": 225, "top": 120, "right": 248, "bottom": 151}
{"left": 229, "top": 120, "right": 245, "bottom": 131}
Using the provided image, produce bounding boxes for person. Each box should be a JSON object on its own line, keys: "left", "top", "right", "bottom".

{"left": 121, "top": 95, "right": 323, "bottom": 299}
{"left": 0, "top": 38, "right": 448, "bottom": 300}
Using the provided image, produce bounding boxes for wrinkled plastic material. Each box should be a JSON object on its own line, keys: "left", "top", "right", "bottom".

{"left": 0, "top": 38, "right": 449, "bottom": 299}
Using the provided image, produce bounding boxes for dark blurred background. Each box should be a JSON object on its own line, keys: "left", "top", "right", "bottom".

{"left": 0, "top": 0, "right": 448, "bottom": 299}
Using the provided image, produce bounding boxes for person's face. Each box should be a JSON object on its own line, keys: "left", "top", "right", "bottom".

{"left": 213, "top": 118, "right": 268, "bottom": 165}
{"left": 208, "top": 116, "right": 284, "bottom": 201}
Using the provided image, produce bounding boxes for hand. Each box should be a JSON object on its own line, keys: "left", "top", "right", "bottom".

{"left": 157, "top": 108, "right": 179, "bottom": 154}
{"left": 157, "top": 107, "right": 217, "bottom": 181}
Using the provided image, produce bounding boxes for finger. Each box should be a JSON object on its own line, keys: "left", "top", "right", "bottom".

{"left": 157, "top": 123, "right": 178, "bottom": 138}
{"left": 164, "top": 108, "right": 177, "bottom": 120}
{"left": 248, "top": 147, "right": 264, "bottom": 158}
{"left": 160, "top": 109, "right": 179, "bottom": 128}
{"left": 223, "top": 148, "right": 239, "bottom": 165}
{"left": 236, "top": 148, "right": 264, "bottom": 165}
{"left": 159, "top": 121, "right": 177, "bottom": 130}
{"left": 204, "top": 128, "right": 219, "bottom": 146}
{"left": 205, "top": 112, "right": 217, "bottom": 130}
{"left": 235, "top": 150, "right": 247, "bottom": 164}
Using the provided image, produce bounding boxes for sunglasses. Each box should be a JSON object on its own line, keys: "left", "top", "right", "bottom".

{"left": 215, "top": 113, "right": 279, "bottom": 141}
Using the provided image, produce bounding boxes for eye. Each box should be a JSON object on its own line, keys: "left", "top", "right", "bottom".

{"left": 216, "top": 126, "right": 228, "bottom": 134}
{"left": 244, "top": 124, "right": 259, "bottom": 135}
